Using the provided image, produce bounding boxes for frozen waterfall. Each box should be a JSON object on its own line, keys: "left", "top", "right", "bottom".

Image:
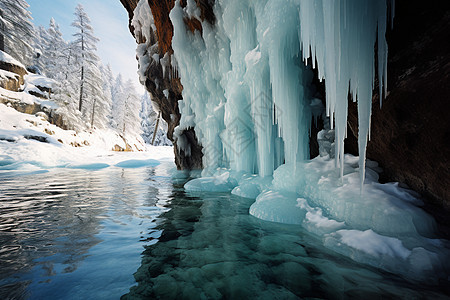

{"left": 171, "top": 0, "right": 393, "bottom": 183}
{"left": 133, "top": 0, "right": 450, "bottom": 283}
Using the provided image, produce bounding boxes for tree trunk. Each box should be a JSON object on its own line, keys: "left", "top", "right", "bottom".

{"left": 0, "top": 34, "right": 4, "bottom": 52}
{"left": 79, "top": 65, "right": 84, "bottom": 111}
{"left": 152, "top": 111, "right": 161, "bottom": 145}
{"left": 0, "top": 10, "right": 4, "bottom": 52}
{"left": 90, "top": 98, "right": 96, "bottom": 128}
{"left": 79, "top": 26, "right": 85, "bottom": 112}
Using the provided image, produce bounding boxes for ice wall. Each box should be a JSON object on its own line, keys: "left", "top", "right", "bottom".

{"left": 170, "top": 0, "right": 393, "bottom": 182}
{"left": 136, "top": 0, "right": 450, "bottom": 282}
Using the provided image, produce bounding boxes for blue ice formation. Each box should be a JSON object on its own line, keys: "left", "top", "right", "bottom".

{"left": 169, "top": 0, "right": 393, "bottom": 185}
{"left": 134, "top": 0, "right": 450, "bottom": 282}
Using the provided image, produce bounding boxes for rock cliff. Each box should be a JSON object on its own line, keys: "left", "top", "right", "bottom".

{"left": 120, "top": 0, "right": 211, "bottom": 170}
{"left": 120, "top": 0, "right": 449, "bottom": 209}
{"left": 345, "top": 1, "right": 450, "bottom": 210}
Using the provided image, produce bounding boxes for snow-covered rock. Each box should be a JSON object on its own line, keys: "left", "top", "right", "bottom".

{"left": 0, "top": 50, "right": 28, "bottom": 91}
{"left": 0, "top": 50, "right": 27, "bottom": 71}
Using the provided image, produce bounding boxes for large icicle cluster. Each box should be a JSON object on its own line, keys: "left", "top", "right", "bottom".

{"left": 171, "top": 0, "right": 393, "bottom": 182}
{"left": 163, "top": 0, "right": 450, "bottom": 282}
{"left": 299, "top": 0, "right": 393, "bottom": 187}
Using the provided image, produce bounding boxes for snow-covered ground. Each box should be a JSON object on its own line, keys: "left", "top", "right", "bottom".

{"left": 0, "top": 103, "right": 174, "bottom": 176}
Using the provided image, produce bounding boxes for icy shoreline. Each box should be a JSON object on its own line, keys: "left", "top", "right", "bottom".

{"left": 184, "top": 155, "right": 450, "bottom": 283}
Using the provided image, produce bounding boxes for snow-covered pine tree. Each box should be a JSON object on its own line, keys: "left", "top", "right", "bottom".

{"left": 99, "top": 64, "right": 114, "bottom": 127}
{"left": 30, "top": 25, "right": 49, "bottom": 74}
{"left": 70, "top": 4, "right": 109, "bottom": 129}
{"left": 111, "top": 75, "right": 142, "bottom": 139}
{"left": 44, "top": 18, "right": 66, "bottom": 79}
{"left": 0, "top": 0, "right": 34, "bottom": 63}
{"left": 111, "top": 73, "right": 125, "bottom": 130}
{"left": 89, "top": 68, "right": 111, "bottom": 129}
{"left": 71, "top": 5, "right": 98, "bottom": 113}
{"left": 52, "top": 39, "right": 83, "bottom": 131}
{"left": 121, "top": 79, "right": 142, "bottom": 138}
{"left": 140, "top": 91, "right": 171, "bottom": 146}
{"left": 140, "top": 91, "right": 154, "bottom": 143}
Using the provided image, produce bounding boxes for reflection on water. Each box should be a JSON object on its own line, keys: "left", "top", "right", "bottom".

{"left": 1, "top": 163, "right": 450, "bottom": 299}
{"left": 0, "top": 163, "right": 173, "bottom": 299}
{"left": 123, "top": 187, "right": 450, "bottom": 299}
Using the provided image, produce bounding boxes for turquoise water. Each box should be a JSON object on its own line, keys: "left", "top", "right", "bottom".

{"left": 0, "top": 162, "right": 449, "bottom": 299}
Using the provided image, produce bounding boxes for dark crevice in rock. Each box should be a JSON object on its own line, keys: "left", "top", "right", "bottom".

{"left": 345, "top": 1, "right": 450, "bottom": 210}
{"left": 23, "top": 135, "right": 49, "bottom": 143}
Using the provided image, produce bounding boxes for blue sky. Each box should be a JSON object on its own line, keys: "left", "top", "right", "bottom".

{"left": 27, "top": 0, "right": 143, "bottom": 91}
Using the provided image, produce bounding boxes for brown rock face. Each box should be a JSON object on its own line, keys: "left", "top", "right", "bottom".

{"left": 0, "top": 72, "right": 20, "bottom": 91}
{"left": 120, "top": 0, "right": 214, "bottom": 170}
{"left": 345, "top": 2, "right": 450, "bottom": 209}
{"left": 0, "top": 61, "right": 27, "bottom": 91}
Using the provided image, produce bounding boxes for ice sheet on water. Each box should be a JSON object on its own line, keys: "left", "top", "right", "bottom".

{"left": 324, "top": 230, "right": 447, "bottom": 282}
{"left": 114, "top": 159, "right": 160, "bottom": 169}
{"left": 66, "top": 163, "right": 110, "bottom": 170}
{"left": 328, "top": 229, "right": 412, "bottom": 260}
{"left": 0, "top": 155, "right": 15, "bottom": 167}
{"left": 269, "top": 155, "right": 435, "bottom": 237}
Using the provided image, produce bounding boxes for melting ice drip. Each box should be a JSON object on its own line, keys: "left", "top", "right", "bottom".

{"left": 133, "top": 0, "right": 449, "bottom": 282}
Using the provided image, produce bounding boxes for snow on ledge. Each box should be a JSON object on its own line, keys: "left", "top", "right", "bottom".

{"left": 0, "top": 50, "right": 26, "bottom": 70}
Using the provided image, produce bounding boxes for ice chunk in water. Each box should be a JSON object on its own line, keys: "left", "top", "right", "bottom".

{"left": 185, "top": 172, "right": 237, "bottom": 193}
{"left": 249, "top": 190, "right": 306, "bottom": 225}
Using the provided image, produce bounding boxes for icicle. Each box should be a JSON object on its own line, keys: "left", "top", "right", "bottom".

{"left": 167, "top": 0, "right": 393, "bottom": 189}
{"left": 299, "top": 0, "right": 393, "bottom": 188}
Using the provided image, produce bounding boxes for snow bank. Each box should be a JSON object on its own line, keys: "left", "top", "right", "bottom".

{"left": 0, "top": 103, "right": 174, "bottom": 176}
{"left": 24, "top": 73, "right": 57, "bottom": 89}
{"left": 0, "top": 86, "right": 39, "bottom": 105}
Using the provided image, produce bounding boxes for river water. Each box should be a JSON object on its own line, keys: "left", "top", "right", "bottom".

{"left": 0, "top": 162, "right": 448, "bottom": 299}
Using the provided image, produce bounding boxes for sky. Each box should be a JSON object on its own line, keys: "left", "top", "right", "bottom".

{"left": 27, "top": 0, "right": 143, "bottom": 92}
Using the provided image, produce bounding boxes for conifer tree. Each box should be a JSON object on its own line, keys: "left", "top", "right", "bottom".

{"left": 0, "top": 0, "right": 34, "bottom": 63}
{"left": 122, "top": 79, "right": 142, "bottom": 137}
{"left": 140, "top": 92, "right": 171, "bottom": 145}
{"left": 71, "top": 4, "right": 100, "bottom": 114}
{"left": 44, "top": 18, "right": 66, "bottom": 78}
